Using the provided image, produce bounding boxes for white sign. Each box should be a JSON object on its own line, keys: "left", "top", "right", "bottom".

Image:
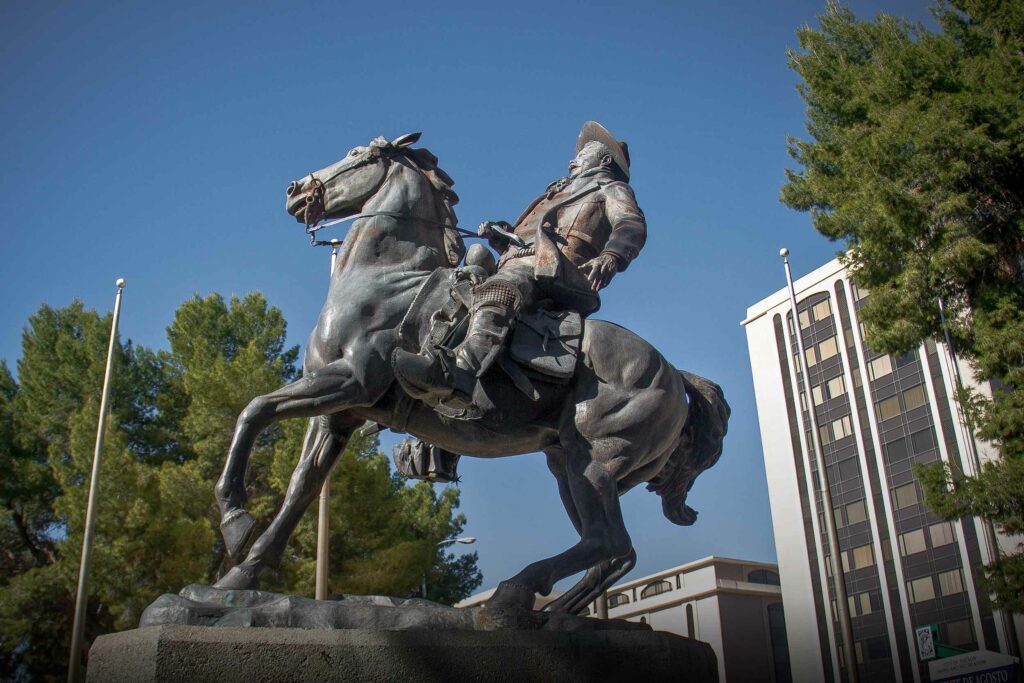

{"left": 917, "top": 625, "right": 936, "bottom": 661}
{"left": 929, "top": 650, "right": 1019, "bottom": 683}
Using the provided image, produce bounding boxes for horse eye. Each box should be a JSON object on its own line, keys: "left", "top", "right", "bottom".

{"left": 349, "top": 149, "right": 359, "bottom": 157}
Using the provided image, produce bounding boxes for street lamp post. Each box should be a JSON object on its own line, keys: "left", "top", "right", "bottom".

{"left": 423, "top": 537, "right": 476, "bottom": 599}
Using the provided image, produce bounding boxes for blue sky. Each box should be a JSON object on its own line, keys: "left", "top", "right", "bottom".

{"left": 1, "top": 0, "right": 936, "bottom": 591}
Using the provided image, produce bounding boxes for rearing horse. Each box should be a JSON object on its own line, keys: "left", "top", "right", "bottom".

{"left": 213, "top": 133, "right": 729, "bottom": 614}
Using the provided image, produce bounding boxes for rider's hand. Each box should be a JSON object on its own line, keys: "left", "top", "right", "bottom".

{"left": 478, "top": 221, "right": 512, "bottom": 251}
{"left": 579, "top": 253, "right": 620, "bottom": 291}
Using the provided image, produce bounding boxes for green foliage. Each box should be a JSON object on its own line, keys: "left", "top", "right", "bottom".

{"left": 784, "top": 1, "right": 1024, "bottom": 610}
{"left": 0, "top": 294, "right": 480, "bottom": 679}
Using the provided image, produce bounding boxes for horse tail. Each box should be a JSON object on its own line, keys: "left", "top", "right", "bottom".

{"left": 647, "top": 370, "right": 730, "bottom": 526}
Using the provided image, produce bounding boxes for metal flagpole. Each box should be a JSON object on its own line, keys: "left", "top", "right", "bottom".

{"left": 315, "top": 241, "right": 341, "bottom": 600}
{"left": 781, "top": 249, "right": 858, "bottom": 682}
{"left": 68, "top": 278, "right": 125, "bottom": 683}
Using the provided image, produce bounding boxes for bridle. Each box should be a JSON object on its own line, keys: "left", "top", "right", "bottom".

{"left": 298, "top": 145, "right": 478, "bottom": 247}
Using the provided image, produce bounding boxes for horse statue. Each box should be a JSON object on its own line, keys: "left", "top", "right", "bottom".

{"left": 212, "top": 133, "right": 729, "bottom": 615}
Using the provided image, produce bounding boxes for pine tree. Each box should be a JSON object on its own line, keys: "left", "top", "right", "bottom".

{"left": 782, "top": 1, "right": 1024, "bottom": 609}
{"left": 0, "top": 295, "right": 480, "bottom": 679}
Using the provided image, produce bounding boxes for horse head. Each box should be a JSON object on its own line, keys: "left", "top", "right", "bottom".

{"left": 286, "top": 133, "right": 462, "bottom": 266}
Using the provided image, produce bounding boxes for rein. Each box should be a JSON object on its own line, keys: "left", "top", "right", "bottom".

{"left": 306, "top": 210, "right": 480, "bottom": 247}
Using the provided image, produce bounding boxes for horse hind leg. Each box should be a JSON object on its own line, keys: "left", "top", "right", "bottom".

{"left": 544, "top": 548, "right": 637, "bottom": 615}
{"left": 214, "top": 412, "right": 359, "bottom": 590}
{"left": 489, "top": 441, "right": 632, "bottom": 611}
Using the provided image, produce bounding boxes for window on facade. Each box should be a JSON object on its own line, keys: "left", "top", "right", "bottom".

{"left": 944, "top": 620, "right": 975, "bottom": 649}
{"left": 833, "top": 416, "right": 854, "bottom": 440}
{"left": 876, "top": 395, "right": 901, "bottom": 421}
{"left": 799, "top": 310, "right": 812, "bottom": 329}
{"left": 938, "top": 570, "right": 964, "bottom": 596}
{"left": 818, "top": 337, "right": 839, "bottom": 362}
{"left": 869, "top": 355, "right": 893, "bottom": 380}
{"left": 929, "top": 522, "right": 955, "bottom": 547}
{"left": 908, "top": 576, "right": 936, "bottom": 603}
{"left": 812, "top": 385, "right": 825, "bottom": 406}
{"left": 847, "top": 591, "right": 876, "bottom": 617}
{"left": 894, "top": 351, "right": 917, "bottom": 368}
{"left": 827, "top": 375, "right": 847, "bottom": 399}
{"left": 893, "top": 483, "right": 920, "bottom": 509}
{"left": 806, "top": 346, "right": 818, "bottom": 367}
{"left": 911, "top": 429, "right": 936, "bottom": 454}
{"left": 747, "top": 569, "right": 781, "bottom": 585}
{"left": 686, "top": 603, "right": 695, "bottom": 637}
{"left": 833, "top": 505, "right": 846, "bottom": 528}
{"left": 799, "top": 391, "right": 806, "bottom": 411}
{"left": 850, "top": 544, "right": 874, "bottom": 571}
{"left": 884, "top": 437, "right": 909, "bottom": 461}
{"left": 898, "top": 529, "right": 927, "bottom": 556}
{"left": 812, "top": 299, "right": 832, "bottom": 322}
{"left": 608, "top": 593, "right": 630, "bottom": 608}
{"left": 838, "top": 457, "right": 859, "bottom": 481}
{"left": 846, "top": 500, "right": 867, "bottom": 525}
{"left": 903, "top": 384, "right": 927, "bottom": 411}
{"left": 819, "top": 424, "right": 832, "bottom": 446}
{"left": 881, "top": 539, "right": 893, "bottom": 562}
{"left": 640, "top": 580, "right": 672, "bottom": 599}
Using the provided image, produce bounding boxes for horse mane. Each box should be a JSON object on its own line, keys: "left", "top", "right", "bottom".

{"left": 403, "top": 147, "right": 459, "bottom": 206}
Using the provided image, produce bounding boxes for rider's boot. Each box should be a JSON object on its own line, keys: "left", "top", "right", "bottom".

{"left": 394, "top": 296, "right": 518, "bottom": 408}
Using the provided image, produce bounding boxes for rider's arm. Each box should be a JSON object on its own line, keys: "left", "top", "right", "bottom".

{"left": 477, "top": 221, "right": 514, "bottom": 254}
{"left": 600, "top": 183, "right": 647, "bottom": 271}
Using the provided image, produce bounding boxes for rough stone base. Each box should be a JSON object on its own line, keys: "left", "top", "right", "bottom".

{"left": 87, "top": 625, "right": 718, "bottom": 682}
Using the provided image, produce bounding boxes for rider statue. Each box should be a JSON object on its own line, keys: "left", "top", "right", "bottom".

{"left": 394, "top": 121, "right": 647, "bottom": 408}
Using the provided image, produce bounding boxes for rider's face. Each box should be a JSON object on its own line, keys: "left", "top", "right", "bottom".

{"left": 568, "top": 142, "right": 611, "bottom": 178}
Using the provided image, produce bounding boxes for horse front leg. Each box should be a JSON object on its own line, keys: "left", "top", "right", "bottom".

{"left": 215, "top": 412, "right": 361, "bottom": 590}
{"left": 214, "top": 358, "right": 377, "bottom": 561}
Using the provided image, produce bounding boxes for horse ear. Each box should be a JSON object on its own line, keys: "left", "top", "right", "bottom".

{"left": 391, "top": 132, "right": 422, "bottom": 148}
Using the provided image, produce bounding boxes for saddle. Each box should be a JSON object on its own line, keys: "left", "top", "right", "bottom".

{"left": 428, "top": 267, "right": 582, "bottom": 385}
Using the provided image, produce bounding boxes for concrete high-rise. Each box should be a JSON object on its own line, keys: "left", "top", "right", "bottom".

{"left": 743, "top": 257, "right": 1021, "bottom": 682}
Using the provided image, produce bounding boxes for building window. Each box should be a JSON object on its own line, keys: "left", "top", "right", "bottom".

{"left": 812, "top": 385, "right": 825, "bottom": 406}
{"left": 812, "top": 299, "right": 832, "bottom": 322}
{"left": 846, "top": 500, "right": 867, "bottom": 525}
{"left": 938, "top": 569, "right": 964, "bottom": 596}
{"left": 819, "top": 424, "right": 832, "bottom": 445}
{"left": 818, "top": 337, "right": 839, "bottom": 361}
{"left": 884, "top": 437, "right": 909, "bottom": 461}
{"left": 944, "top": 619, "right": 975, "bottom": 649}
{"left": 868, "top": 355, "right": 893, "bottom": 380}
{"left": 903, "top": 384, "right": 927, "bottom": 411}
{"left": 893, "top": 483, "right": 920, "bottom": 509}
{"left": 908, "top": 576, "right": 936, "bottom": 603}
{"left": 748, "top": 569, "right": 781, "bottom": 585}
{"left": 827, "top": 375, "right": 847, "bottom": 399}
{"left": 832, "top": 415, "right": 854, "bottom": 440}
{"left": 848, "top": 591, "right": 878, "bottom": 617}
{"left": 875, "top": 395, "right": 901, "bottom": 421}
{"left": 799, "top": 309, "right": 812, "bottom": 329}
{"left": 847, "top": 544, "right": 875, "bottom": 572}
{"left": 608, "top": 593, "right": 630, "bottom": 608}
{"left": 686, "top": 603, "right": 695, "bottom": 637}
{"left": 838, "top": 457, "right": 859, "bottom": 481}
{"left": 929, "top": 522, "right": 955, "bottom": 547}
{"left": 806, "top": 346, "right": 818, "bottom": 367}
{"left": 640, "top": 580, "right": 672, "bottom": 599}
{"left": 898, "top": 529, "right": 927, "bottom": 556}
{"left": 911, "top": 428, "right": 936, "bottom": 454}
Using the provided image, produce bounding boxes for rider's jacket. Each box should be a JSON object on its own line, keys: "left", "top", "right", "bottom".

{"left": 498, "top": 168, "right": 647, "bottom": 316}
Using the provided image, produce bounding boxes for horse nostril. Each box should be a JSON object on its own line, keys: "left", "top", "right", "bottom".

{"left": 287, "top": 181, "right": 300, "bottom": 196}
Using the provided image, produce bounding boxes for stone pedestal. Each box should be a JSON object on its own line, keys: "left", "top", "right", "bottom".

{"left": 87, "top": 624, "right": 718, "bottom": 682}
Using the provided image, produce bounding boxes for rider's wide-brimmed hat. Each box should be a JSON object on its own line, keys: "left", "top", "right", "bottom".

{"left": 576, "top": 121, "right": 630, "bottom": 181}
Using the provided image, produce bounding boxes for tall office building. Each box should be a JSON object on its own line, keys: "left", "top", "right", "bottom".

{"left": 743, "top": 257, "right": 1021, "bottom": 683}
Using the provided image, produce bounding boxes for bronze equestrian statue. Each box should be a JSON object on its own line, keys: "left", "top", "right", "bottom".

{"left": 393, "top": 122, "right": 646, "bottom": 412}
{"left": 213, "top": 124, "right": 729, "bottom": 616}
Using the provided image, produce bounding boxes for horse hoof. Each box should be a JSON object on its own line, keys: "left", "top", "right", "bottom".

{"left": 213, "top": 563, "right": 260, "bottom": 590}
{"left": 221, "top": 509, "right": 257, "bottom": 562}
{"left": 489, "top": 580, "right": 537, "bottom": 611}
